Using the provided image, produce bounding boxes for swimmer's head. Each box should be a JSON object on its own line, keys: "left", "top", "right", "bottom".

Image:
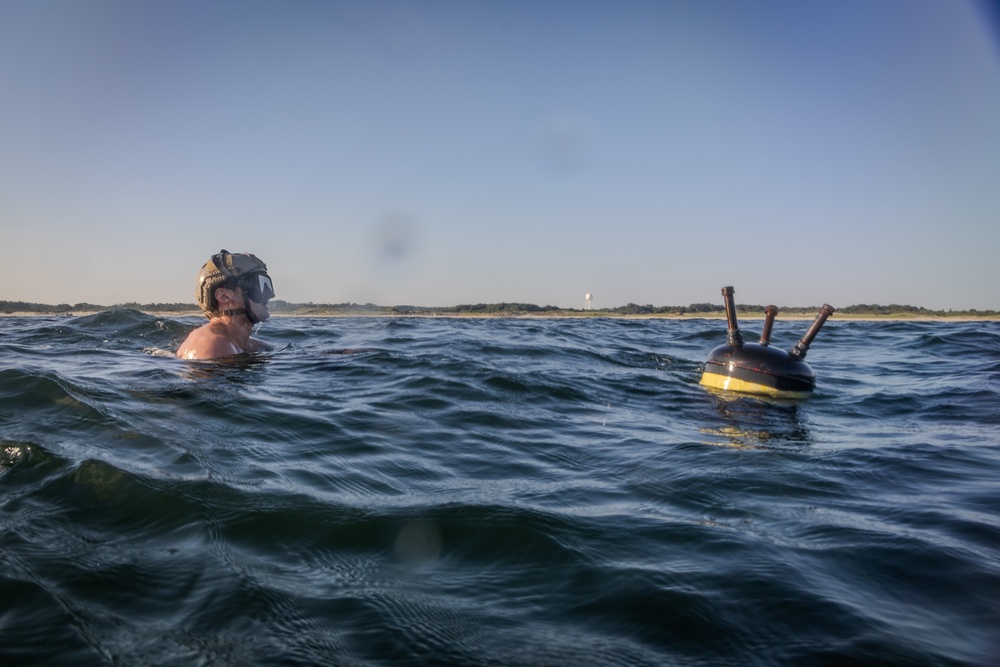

{"left": 196, "top": 249, "right": 275, "bottom": 319}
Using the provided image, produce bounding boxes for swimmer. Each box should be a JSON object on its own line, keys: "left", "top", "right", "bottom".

{"left": 177, "top": 250, "right": 276, "bottom": 360}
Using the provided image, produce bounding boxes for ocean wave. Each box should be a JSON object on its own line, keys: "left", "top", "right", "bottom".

{"left": 1, "top": 316, "right": 998, "bottom": 665}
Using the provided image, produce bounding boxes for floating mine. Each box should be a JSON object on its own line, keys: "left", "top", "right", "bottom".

{"left": 700, "top": 286, "right": 835, "bottom": 398}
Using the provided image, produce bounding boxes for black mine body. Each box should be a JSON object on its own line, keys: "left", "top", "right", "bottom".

{"left": 700, "top": 287, "right": 834, "bottom": 398}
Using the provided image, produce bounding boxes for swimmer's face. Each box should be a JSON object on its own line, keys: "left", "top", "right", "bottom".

{"left": 244, "top": 288, "right": 270, "bottom": 322}
{"left": 239, "top": 273, "right": 274, "bottom": 322}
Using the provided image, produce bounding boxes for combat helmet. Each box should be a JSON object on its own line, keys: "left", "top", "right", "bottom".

{"left": 196, "top": 249, "right": 275, "bottom": 319}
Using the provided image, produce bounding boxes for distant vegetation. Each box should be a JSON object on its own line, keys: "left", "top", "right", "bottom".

{"left": 0, "top": 300, "right": 195, "bottom": 314}
{"left": 2, "top": 299, "right": 996, "bottom": 318}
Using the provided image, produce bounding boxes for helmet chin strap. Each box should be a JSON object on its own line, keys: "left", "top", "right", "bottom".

{"left": 220, "top": 308, "right": 246, "bottom": 317}
{"left": 243, "top": 293, "right": 262, "bottom": 325}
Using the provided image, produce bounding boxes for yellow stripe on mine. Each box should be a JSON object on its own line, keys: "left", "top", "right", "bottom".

{"left": 699, "top": 371, "right": 812, "bottom": 399}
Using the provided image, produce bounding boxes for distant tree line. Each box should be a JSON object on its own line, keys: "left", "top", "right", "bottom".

{"left": 0, "top": 301, "right": 197, "bottom": 314}
{"left": 599, "top": 303, "right": 861, "bottom": 315}
{"left": 419, "top": 302, "right": 563, "bottom": 314}
{"left": 2, "top": 299, "right": 996, "bottom": 318}
{"left": 268, "top": 300, "right": 385, "bottom": 313}
{"left": 834, "top": 303, "right": 997, "bottom": 316}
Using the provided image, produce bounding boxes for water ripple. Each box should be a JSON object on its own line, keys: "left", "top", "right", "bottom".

{"left": 1, "top": 314, "right": 998, "bottom": 665}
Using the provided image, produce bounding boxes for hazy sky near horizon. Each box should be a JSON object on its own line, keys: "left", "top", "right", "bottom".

{"left": 2, "top": 0, "right": 999, "bottom": 310}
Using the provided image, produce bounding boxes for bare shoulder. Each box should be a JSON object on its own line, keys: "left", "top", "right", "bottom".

{"left": 176, "top": 324, "right": 240, "bottom": 360}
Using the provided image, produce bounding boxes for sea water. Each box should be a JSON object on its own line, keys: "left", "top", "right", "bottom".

{"left": 1, "top": 311, "right": 998, "bottom": 666}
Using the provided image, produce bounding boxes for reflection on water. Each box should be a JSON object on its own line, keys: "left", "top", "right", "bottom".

{"left": 0, "top": 441, "right": 32, "bottom": 473}
{"left": 701, "top": 392, "right": 811, "bottom": 449}
{"left": 177, "top": 352, "right": 273, "bottom": 382}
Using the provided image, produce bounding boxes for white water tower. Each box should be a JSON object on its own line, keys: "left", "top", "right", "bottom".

{"left": 585, "top": 293, "right": 593, "bottom": 310}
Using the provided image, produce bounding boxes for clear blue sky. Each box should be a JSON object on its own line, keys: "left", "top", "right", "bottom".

{"left": 2, "top": 0, "right": 999, "bottom": 310}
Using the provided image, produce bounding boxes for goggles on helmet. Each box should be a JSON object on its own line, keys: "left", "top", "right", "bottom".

{"left": 242, "top": 273, "right": 275, "bottom": 303}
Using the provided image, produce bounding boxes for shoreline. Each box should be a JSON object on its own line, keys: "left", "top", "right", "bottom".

{"left": 1, "top": 310, "right": 996, "bottom": 322}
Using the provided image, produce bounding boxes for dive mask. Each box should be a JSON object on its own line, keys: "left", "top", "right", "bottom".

{"left": 243, "top": 273, "right": 275, "bottom": 303}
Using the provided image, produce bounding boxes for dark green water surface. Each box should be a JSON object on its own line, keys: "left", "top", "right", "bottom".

{"left": 1, "top": 311, "right": 998, "bottom": 666}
